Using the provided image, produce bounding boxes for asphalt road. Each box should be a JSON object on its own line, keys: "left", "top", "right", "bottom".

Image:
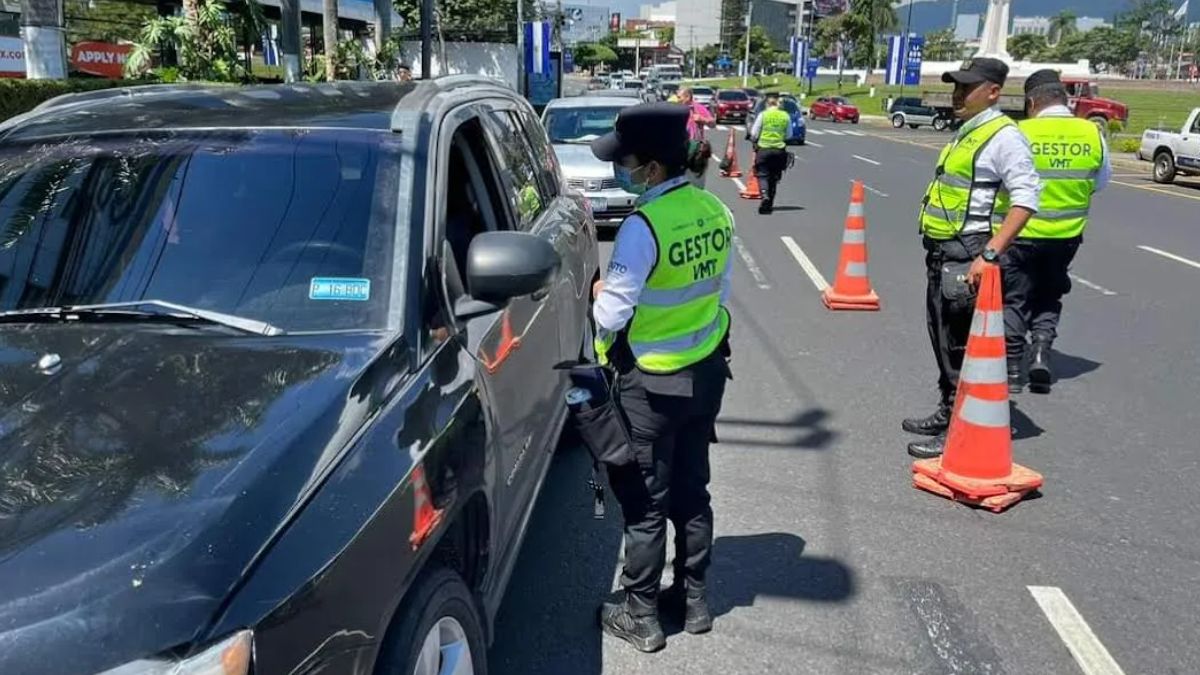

{"left": 489, "top": 119, "right": 1200, "bottom": 675}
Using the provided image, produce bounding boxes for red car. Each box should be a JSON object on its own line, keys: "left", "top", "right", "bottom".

{"left": 714, "top": 89, "right": 752, "bottom": 124}
{"left": 810, "top": 96, "right": 860, "bottom": 124}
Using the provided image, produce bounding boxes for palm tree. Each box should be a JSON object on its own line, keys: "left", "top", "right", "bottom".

{"left": 323, "top": 0, "right": 339, "bottom": 81}
{"left": 851, "top": 0, "right": 898, "bottom": 73}
{"left": 1049, "top": 10, "right": 1077, "bottom": 47}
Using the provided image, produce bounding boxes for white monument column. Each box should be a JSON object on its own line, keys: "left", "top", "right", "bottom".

{"left": 976, "top": 0, "right": 1012, "bottom": 61}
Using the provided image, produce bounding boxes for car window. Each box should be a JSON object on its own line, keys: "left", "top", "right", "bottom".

{"left": 0, "top": 130, "right": 403, "bottom": 332}
{"left": 717, "top": 91, "right": 748, "bottom": 101}
{"left": 693, "top": 88, "right": 713, "bottom": 96}
{"left": 832, "top": 97, "right": 850, "bottom": 105}
{"left": 781, "top": 99, "right": 800, "bottom": 115}
{"left": 1192, "top": 115, "right": 1200, "bottom": 134}
{"left": 544, "top": 106, "right": 624, "bottom": 144}
{"left": 483, "top": 111, "right": 547, "bottom": 230}
{"left": 515, "top": 108, "right": 560, "bottom": 199}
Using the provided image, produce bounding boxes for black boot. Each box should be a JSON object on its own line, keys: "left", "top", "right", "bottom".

{"left": 661, "top": 581, "right": 713, "bottom": 634}
{"left": 1008, "top": 359, "right": 1025, "bottom": 394}
{"left": 1028, "top": 339, "right": 1053, "bottom": 393}
{"left": 902, "top": 403, "right": 951, "bottom": 436}
{"left": 599, "top": 594, "right": 666, "bottom": 652}
{"left": 758, "top": 199, "right": 773, "bottom": 215}
{"left": 907, "top": 433, "right": 946, "bottom": 459}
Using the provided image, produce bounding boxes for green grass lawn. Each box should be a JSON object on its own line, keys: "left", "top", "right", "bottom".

{"left": 685, "top": 75, "right": 1200, "bottom": 137}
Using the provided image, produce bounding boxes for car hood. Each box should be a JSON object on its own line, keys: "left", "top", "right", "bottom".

{"left": 0, "top": 324, "right": 395, "bottom": 673}
{"left": 553, "top": 143, "right": 614, "bottom": 180}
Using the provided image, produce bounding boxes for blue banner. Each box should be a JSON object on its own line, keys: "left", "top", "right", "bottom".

{"left": 806, "top": 57, "right": 819, "bottom": 80}
{"left": 904, "top": 36, "right": 924, "bottom": 86}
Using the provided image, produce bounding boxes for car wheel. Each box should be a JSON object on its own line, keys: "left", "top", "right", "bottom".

{"left": 1153, "top": 151, "right": 1177, "bottom": 184}
{"left": 378, "top": 567, "right": 488, "bottom": 675}
{"left": 852, "top": 118, "right": 859, "bottom": 125}
{"left": 891, "top": 114, "right": 905, "bottom": 129}
{"left": 932, "top": 117, "right": 949, "bottom": 132}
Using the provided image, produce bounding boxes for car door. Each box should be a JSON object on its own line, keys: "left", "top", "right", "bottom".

{"left": 475, "top": 102, "right": 573, "bottom": 539}
{"left": 1179, "top": 112, "right": 1200, "bottom": 171}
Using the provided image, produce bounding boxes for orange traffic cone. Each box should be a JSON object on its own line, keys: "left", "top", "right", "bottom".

{"left": 408, "top": 464, "right": 444, "bottom": 549}
{"left": 720, "top": 132, "right": 742, "bottom": 178}
{"left": 912, "top": 265, "right": 1044, "bottom": 513}
{"left": 822, "top": 181, "right": 880, "bottom": 310}
{"left": 739, "top": 154, "right": 762, "bottom": 199}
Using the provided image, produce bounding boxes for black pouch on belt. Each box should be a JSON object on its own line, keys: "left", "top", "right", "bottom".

{"left": 939, "top": 234, "right": 983, "bottom": 312}
{"left": 567, "top": 366, "right": 636, "bottom": 467}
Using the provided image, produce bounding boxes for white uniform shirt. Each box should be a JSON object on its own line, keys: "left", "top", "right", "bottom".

{"left": 948, "top": 107, "right": 1041, "bottom": 234}
{"left": 1037, "top": 104, "right": 1113, "bottom": 193}
{"left": 593, "top": 176, "right": 734, "bottom": 336}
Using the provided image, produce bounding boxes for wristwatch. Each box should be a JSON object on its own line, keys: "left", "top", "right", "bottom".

{"left": 982, "top": 247, "right": 1000, "bottom": 263}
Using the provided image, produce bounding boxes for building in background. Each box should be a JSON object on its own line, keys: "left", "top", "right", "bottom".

{"left": 1011, "top": 16, "right": 1050, "bottom": 37}
{"left": 754, "top": 0, "right": 798, "bottom": 53}
{"left": 954, "top": 13, "right": 981, "bottom": 41}
{"left": 556, "top": 4, "right": 613, "bottom": 45}
{"left": 1075, "top": 16, "right": 1112, "bottom": 33}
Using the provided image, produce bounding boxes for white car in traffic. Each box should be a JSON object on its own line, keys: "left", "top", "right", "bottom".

{"left": 1139, "top": 107, "right": 1200, "bottom": 184}
{"left": 542, "top": 95, "right": 641, "bottom": 225}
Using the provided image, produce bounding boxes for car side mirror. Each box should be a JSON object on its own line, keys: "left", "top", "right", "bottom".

{"left": 453, "top": 231, "right": 561, "bottom": 321}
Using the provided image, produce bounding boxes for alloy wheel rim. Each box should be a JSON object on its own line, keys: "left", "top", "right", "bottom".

{"left": 413, "top": 616, "right": 473, "bottom": 675}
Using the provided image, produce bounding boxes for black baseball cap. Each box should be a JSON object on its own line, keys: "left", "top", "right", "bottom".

{"left": 942, "top": 57, "right": 1009, "bottom": 87}
{"left": 1024, "top": 69, "right": 1063, "bottom": 94}
{"left": 591, "top": 102, "right": 689, "bottom": 166}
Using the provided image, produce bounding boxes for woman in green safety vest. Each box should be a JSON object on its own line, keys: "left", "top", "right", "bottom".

{"left": 588, "top": 102, "right": 734, "bottom": 653}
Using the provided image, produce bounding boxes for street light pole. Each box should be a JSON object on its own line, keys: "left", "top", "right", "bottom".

{"left": 742, "top": 0, "right": 752, "bottom": 87}
{"left": 420, "top": 0, "right": 433, "bottom": 79}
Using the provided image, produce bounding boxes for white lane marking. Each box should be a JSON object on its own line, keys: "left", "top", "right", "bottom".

{"left": 823, "top": 129, "right": 845, "bottom": 136}
{"left": 1069, "top": 274, "right": 1117, "bottom": 296}
{"left": 853, "top": 154, "right": 882, "bottom": 166}
{"left": 732, "top": 177, "right": 747, "bottom": 192}
{"left": 1028, "top": 586, "right": 1127, "bottom": 675}
{"left": 734, "top": 235, "right": 771, "bottom": 289}
{"left": 805, "top": 141, "right": 824, "bottom": 148}
{"left": 717, "top": 125, "right": 729, "bottom": 131}
{"left": 781, "top": 236, "right": 830, "bottom": 291}
{"left": 807, "top": 128, "right": 825, "bottom": 135}
{"left": 843, "top": 130, "right": 866, "bottom": 137}
{"left": 857, "top": 181, "right": 889, "bottom": 198}
{"left": 1137, "top": 244, "right": 1200, "bottom": 270}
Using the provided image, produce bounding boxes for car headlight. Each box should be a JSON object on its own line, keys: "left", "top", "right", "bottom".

{"left": 98, "top": 631, "right": 252, "bottom": 675}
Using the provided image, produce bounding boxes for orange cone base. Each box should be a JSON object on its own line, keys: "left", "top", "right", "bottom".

{"left": 912, "top": 459, "right": 1043, "bottom": 513}
{"left": 721, "top": 169, "right": 743, "bottom": 177}
{"left": 822, "top": 288, "right": 880, "bottom": 311}
{"left": 739, "top": 191, "right": 762, "bottom": 200}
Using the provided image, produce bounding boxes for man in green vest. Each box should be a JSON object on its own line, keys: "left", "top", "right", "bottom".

{"left": 1001, "top": 69, "right": 1111, "bottom": 393}
{"left": 905, "top": 58, "right": 1042, "bottom": 459}
{"left": 748, "top": 92, "right": 792, "bottom": 214}
{"left": 590, "top": 102, "right": 734, "bottom": 652}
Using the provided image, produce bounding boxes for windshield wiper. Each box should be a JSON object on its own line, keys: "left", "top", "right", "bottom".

{"left": 0, "top": 300, "right": 284, "bottom": 336}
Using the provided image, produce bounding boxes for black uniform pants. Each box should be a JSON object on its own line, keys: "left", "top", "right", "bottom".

{"left": 606, "top": 355, "right": 728, "bottom": 615}
{"left": 924, "top": 233, "right": 989, "bottom": 406}
{"left": 754, "top": 148, "right": 789, "bottom": 205}
{"left": 999, "top": 237, "right": 1082, "bottom": 361}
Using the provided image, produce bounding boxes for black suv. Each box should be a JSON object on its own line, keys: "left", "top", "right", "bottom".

{"left": 0, "top": 79, "right": 598, "bottom": 675}
{"left": 889, "top": 96, "right": 951, "bottom": 131}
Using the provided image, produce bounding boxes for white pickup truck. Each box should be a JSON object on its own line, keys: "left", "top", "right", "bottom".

{"left": 1138, "top": 107, "right": 1200, "bottom": 184}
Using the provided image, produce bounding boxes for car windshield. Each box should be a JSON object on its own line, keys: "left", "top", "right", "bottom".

{"left": 545, "top": 106, "right": 626, "bottom": 144}
{"left": 717, "top": 91, "right": 748, "bottom": 101}
{"left": 0, "top": 130, "right": 404, "bottom": 333}
{"left": 692, "top": 88, "right": 714, "bottom": 96}
{"left": 832, "top": 97, "right": 850, "bottom": 105}
{"left": 781, "top": 99, "right": 801, "bottom": 115}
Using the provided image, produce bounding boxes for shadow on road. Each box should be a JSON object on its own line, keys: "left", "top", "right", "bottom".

{"left": 1010, "top": 402, "right": 1044, "bottom": 441}
{"left": 716, "top": 409, "right": 837, "bottom": 449}
{"left": 487, "top": 444, "right": 622, "bottom": 675}
{"left": 770, "top": 205, "right": 806, "bottom": 212}
{"left": 706, "top": 532, "right": 855, "bottom": 617}
{"left": 1050, "top": 350, "right": 1101, "bottom": 381}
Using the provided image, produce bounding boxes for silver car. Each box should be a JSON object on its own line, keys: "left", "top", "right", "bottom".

{"left": 542, "top": 95, "right": 641, "bottom": 225}
{"left": 691, "top": 86, "right": 717, "bottom": 114}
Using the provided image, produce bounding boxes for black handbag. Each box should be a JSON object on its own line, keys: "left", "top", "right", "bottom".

{"left": 567, "top": 366, "right": 636, "bottom": 468}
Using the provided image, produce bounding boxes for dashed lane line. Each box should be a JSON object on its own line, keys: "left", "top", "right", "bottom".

{"left": 843, "top": 130, "right": 866, "bottom": 136}
{"left": 853, "top": 154, "right": 882, "bottom": 166}
{"left": 1069, "top": 274, "right": 1117, "bottom": 296}
{"left": 1137, "top": 244, "right": 1200, "bottom": 270}
{"left": 1028, "top": 586, "right": 1127, "bottom": 675}
{"left": 806, "top": 141, "right": 825, "bottom": 148}
{"left": 732, "top": 177, "right": 748, "bottom": 192}
{"left": 807, "top": 128, "right": 825, "bottom": 135}
{"left": 1111, "top": 179, "right": 1200, "bottom": 203}
{"left": 859, "top": 182, "right": 889, "bottom": 198}
{"left": 734, "top": 236, "right": 771, "bottom": 289}
{"left": 781, "top": 236, "right": 830, "bottom": 291}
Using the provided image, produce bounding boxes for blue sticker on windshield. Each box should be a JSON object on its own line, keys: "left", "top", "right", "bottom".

{"left": 310, "top": 277, "right": 371, "bottom": 301}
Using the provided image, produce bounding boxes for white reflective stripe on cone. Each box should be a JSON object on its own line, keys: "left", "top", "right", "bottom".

{"left": 959, "top": 394, "right": 1010, "bottom": 428}
{"left": 843, "top": 229, "right": 866, "bottom": 243}
{"left": 847, "top": 203, "right": 865, "bottom": 217}
{"left": 961, "top": 355, "right": 1008, "bottom": 385}
{"left": 638, "top": 276, "right": 723, "bottom": 306}
{"left": 970, "top": 310, "right": 1005, "bottom": 337}
{"left": 844, "top": 261, "right": 868, "bottom": 277}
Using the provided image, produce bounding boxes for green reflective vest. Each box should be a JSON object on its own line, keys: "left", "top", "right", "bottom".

{"left": 920, "top": 114, "right": 1016, "bottom": 240}
{"left": 758, "top": 108, "right": 791, "bottom": 149}
{"left": 595, "top": 184, "right": 732, "bottom": 374}
{"left": 1007, "top": 116, "right": 1103, "bottom": 239}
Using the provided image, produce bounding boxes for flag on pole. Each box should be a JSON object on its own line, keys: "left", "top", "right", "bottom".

{"left": 1174, "top": 1, "right": 1189, "bottom": 20}
{"left": 885, "top": 35, "right": 905, "bottom": 86}
{"left": 525, "top": 21, "right": 551, "bottom": 76}
{"left": 261, "top": 26, "right": 280, "bottom": 67}
{"left": 790, "top": 36, "right": 809, "bottom": 78}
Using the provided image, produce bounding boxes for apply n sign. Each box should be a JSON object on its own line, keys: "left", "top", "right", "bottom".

{"left": 70, "top": 42, "right": 132, "bottom": 79}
